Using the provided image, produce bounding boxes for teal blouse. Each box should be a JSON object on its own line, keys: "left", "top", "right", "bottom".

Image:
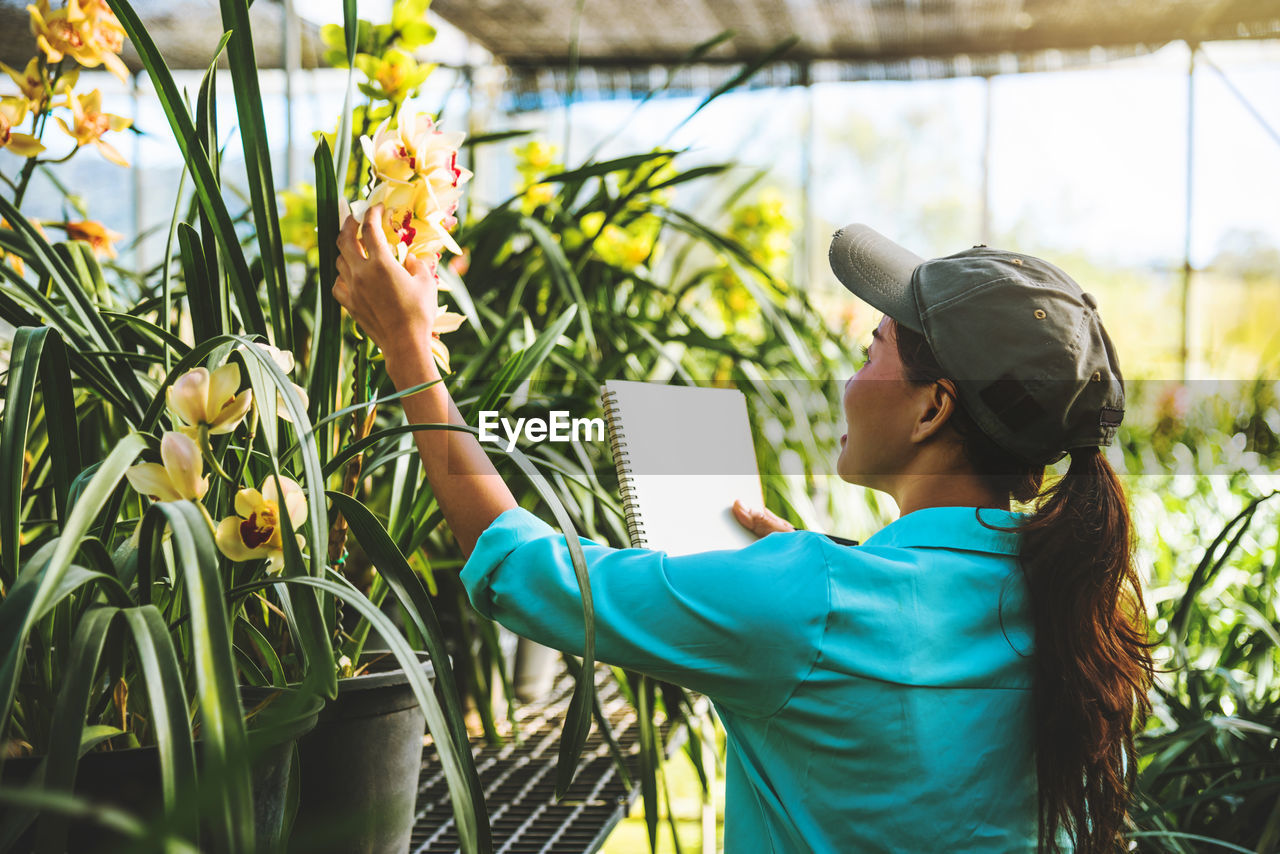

{"left": 460, "top": 505, "right": 1038, "bottom": 852}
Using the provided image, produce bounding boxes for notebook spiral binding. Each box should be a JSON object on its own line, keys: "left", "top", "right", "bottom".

{"left": 600, "top": 388, "right": 647, "bottom": 548}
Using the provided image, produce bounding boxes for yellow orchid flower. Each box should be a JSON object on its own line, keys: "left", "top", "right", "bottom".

{"left": 54, "top": 88, "right": 131, "bottom": 167}
{"left": 429, "top": 305, "right": 466, "bottom": 374}
{"left": 0, "top": 57, "right": 78, "bottom": 113}
{"left": 214, "top": 475, "right": 308, "bottom": 573}
{"left": 167, "top": 363, "right": 253, "bottom": 438}
{"left": 354, "top": 48, "right": 432, "bottom": 102}
{"left": 351, "top": 180, "right": 458, "bottom": 264}
{"left": 0, "top": 97, "right": 45, "bottom": 158}
{"left": 63, "top": 219, "right": 123, "bottom": 259}
{"left": 1, "top": 218, "right": 25, "bottom": 277}
{"left": 1, "top": 217, "right": 46, "bottom": 276}
{"left": 27, "top": 0, "right": 130, "bottom": 82}
{"left": 124, "top": 432, "right": 209, "bottom": 502}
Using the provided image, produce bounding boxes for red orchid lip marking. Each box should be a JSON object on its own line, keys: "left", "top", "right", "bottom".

{"left": 240, "top": 511, "right": 273, "bottom": 549}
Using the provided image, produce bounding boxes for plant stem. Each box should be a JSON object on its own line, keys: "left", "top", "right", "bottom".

{"left": 13, "top": 60, "right": 64, "bottom": 208}
{"left": 326, "top": 337, "right": 377, "bottom": 564}
{"left": 198, "top": 424, "right": 237, "bottom": 484}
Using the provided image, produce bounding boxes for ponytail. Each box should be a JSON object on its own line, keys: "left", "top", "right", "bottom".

{"left": 892, "top": 319, "right": 1155, "bottom": 852}
{"left": 1015, "top": 447, "right": 1154, "bottom": 852}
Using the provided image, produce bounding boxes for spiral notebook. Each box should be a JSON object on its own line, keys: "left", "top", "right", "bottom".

{"left": 600, "top": 380, "right": 766, "bottom": 555}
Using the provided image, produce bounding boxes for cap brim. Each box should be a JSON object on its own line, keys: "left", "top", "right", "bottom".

{"left": 828, "top": 224, "right": 925, "bottom": 333}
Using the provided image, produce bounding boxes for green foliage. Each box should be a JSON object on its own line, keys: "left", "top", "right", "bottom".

{"left": 1119, "top": 376, "right": 1280, "bottom": 851}
{"left": 0, "top": 0, "right": 490, "bottom": 848}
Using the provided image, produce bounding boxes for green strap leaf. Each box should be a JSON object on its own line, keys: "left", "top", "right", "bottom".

{"left": 178, "top": 223, "right": 222, "bottom": 345}
{"left": 140, "top": 500, "right": 253, "bottom": 852}
{"left": 0, "top": 434, "right": 146, "bottom": 734}
{"left": 2, "top": 327, "right": 81, "bottom": 585}
{"left": 35, "top": 606, "right": 121, "bottom": 854}
{"left": 102, "top": 0, "right": 268, "bottom": 338}
{"left": 309, "top": 138, "right": 342, "bottom": 461}
{"left": 217, "top": 0, "right": 291, "bottom": 346}
{"left": 271, "top": 573, "right": 491, "bottom": 854}
{"left": 332, "top": 0, "right": 359, "bottom": 187}
{"left": 325, "top": 493, "right": 477, "bottom": 767}
{"left": 121, "top": 606, "right": 199, "bottom": 841}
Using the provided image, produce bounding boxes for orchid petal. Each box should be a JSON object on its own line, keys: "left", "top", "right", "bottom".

{"left": 168, "top": 367, "right": 210, "bottom": 426}
{"left": 215, "top": 515, "right": 268, "bottom": 562}
{"left": 234, "top": 487, "right": 265, "bottom": 519}
{"left": 125, "top": 463, "right": 182, "bottom": 502}
{"left": 160, "top": 431, "right": 207, "bottom": 501}
{"left": 208, "top": 389, "right": 252, "bottom": 435}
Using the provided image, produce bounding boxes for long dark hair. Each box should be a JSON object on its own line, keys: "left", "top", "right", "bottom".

{"left": 892, "top": 318, "right": 1154, "bottom": 853}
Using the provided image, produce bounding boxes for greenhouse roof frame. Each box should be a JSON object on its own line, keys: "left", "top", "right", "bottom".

{"left": 433, "top": 0, "right": 1280, "bottom": 98}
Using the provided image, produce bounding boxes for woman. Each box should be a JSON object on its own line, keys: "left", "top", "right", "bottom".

{"left": 334, "top": 209, "right": 1153, "bottom": 852}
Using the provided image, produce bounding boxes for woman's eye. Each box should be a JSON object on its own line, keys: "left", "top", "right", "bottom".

{"left": 860, "top": 344, "right": 871, "bottom": 364}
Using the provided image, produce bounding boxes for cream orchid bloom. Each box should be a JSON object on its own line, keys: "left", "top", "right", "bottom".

{"left": 214, "top": 475, "right": 308, "bottom": 573}
{"left": 124, "top": 432, "right": 209, "bottom": 502}
{"left": 429, "top": 306, "right": 467, "bottom": 374}
{"left": 352, "top": 111, "right": 470, "bottom": 265}
{"left": 167, "top": 363, "right": 253, "bottom": 438}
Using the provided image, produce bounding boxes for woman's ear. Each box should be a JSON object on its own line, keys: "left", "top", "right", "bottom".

{"left": 909, "top": 378, "right": 960, "bottom": 445}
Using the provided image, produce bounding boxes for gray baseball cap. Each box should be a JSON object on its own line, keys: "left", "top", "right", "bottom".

{"left": 828, "top": 223, "right": 1124, "bottom": 465}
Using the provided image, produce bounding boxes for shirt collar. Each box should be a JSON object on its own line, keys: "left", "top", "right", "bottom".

{"left": 860, "top": 505, "right": 1025, "bottom": 555}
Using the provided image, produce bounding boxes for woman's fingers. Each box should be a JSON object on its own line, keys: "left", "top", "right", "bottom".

{"left": 337, "top": 213, "right": 363, "bottom": 260}
{"left": 731, "top": 499, "right": 796, "bottom": 537}
{"left": 360, "top": 203, "right": 391, "bottom": 260}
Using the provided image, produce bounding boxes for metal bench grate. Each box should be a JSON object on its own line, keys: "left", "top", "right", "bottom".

{"left": 411, "top": 667, "right": 667, "bottom": 854}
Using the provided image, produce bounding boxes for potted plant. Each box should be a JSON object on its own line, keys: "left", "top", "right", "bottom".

{"left": 0, "top": 0, "right": 503, "bottom": 849}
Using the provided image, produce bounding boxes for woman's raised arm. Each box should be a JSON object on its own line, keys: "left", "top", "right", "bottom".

{"left": 332, "top": 204, "right": 517, "bottom": 557}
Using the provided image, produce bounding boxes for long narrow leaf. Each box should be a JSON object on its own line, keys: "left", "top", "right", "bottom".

{"left": 102, "top": 0, "right": 268, "bottom": 337}
{"left": 2, "top": 328, "right": 79, "bottom": 584}
{"left": 309, "top": 139, "right": 342, "bottom": 461}
{"left": 218, "top": 0, "right": 290, "bottom": 346}
{"left": 140, "top": 500, "right": 253, "bottom": 852}
{"left": 178, "top": 223, "right": 222, "bottom": 344}
{"left": 260, "top": 573, "right": 490, "bottom": 854}
{"left": 121, "top": 606, "right": 199, "bottom": 842}
{"left": 35, "top": 606, "right": 120, "bottom": 854}
{"left": 332, "top": 0, "right": 359, "bottom": 188}
{"left": 0, "top": 435, "right": 145, "bottom": 732}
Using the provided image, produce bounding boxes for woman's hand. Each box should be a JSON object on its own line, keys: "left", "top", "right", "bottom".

{"left": 333, "top": 203, "right": 438, "bottom": 362}
{"left": 732, "top": 499, "right": 796, "bottom": 538}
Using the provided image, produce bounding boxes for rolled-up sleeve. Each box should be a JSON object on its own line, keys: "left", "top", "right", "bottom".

{"left": 460, "top": 507, "right": 831, "bottom": 717}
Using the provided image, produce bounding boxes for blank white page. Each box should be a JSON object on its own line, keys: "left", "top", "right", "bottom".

{"left": 601, "top": 380, "right": 765, "bottom": 555}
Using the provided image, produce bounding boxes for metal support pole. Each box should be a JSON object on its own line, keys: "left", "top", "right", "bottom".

{"left": 1181, "top": 42, "right": 1196, "bottom": 381}
{"left": 799, "top": 62, "right": 815, "bottom": 287}
{"left": 980, "top": 74, "right": 993, "bottom": 245}
{"left": 283, "top": 0, "right": 300, "bottom": 188}
{"left": 131, "top": 72, "right": 144, "bottom": 277}
{"left": 461, "top": 65, "right": 476, "bottom": 227}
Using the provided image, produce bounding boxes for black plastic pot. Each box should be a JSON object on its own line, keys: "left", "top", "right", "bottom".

{"left": 2, "top": 686, "right": 322, "bottom": 853}
{"left": 286, "top": 651, "right": 434, "bottom": 854}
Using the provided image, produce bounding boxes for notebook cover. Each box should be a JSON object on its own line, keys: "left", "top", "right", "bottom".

{"left": 601, "top": 380, "right": 766, "bottom": 555}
